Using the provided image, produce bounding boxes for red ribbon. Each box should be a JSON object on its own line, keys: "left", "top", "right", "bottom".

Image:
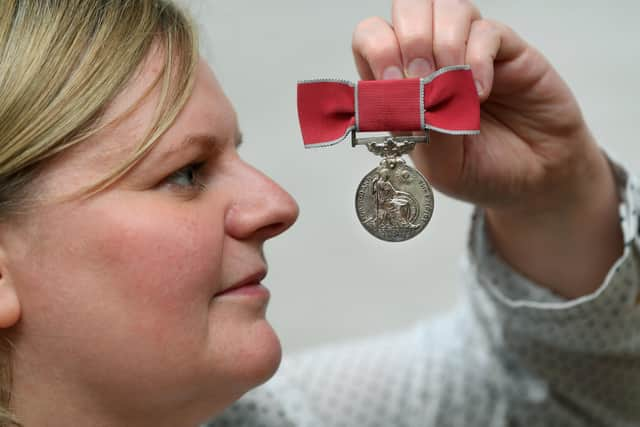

{"left": 297, "top": 65, "right": 480, "bottom": 148}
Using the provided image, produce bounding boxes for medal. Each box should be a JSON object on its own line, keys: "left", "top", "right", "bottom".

{"left": 297, "top": 65, "right": 480, "bottom": 242}
{"left": 352, "top": 133, "right": 433, "bottom": 242}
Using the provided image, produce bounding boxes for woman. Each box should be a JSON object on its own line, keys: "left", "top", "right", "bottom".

{"left": 0, "top": 1, "right": 298, "bottom": 425}
{"left": 0, "top": 1, "right": 637, "bottom": 427}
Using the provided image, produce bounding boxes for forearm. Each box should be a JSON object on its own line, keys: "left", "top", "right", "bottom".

{"left": 484, "top": 142, "right": 624, "bottom": 300}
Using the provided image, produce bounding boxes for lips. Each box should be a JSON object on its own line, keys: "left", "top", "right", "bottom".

{"left": 214, "top": 270, "right": 267, "bottom": 297}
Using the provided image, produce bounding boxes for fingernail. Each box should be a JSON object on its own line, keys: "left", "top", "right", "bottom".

{"left": 382, "top": 66, "right": 403, "bottom": 80}
{"left": 474, "top": 79, "right": 483, "bottom": 96}
{"left": 406, "top": 58, "right": 434, "bottom": 78}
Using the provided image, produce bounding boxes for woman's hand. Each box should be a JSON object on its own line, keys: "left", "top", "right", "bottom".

{"left": 352, "top": 0, "right": 623, "bottom": 299}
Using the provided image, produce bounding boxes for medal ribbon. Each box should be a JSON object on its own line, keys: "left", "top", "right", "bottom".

{"left": 297, "top": 65, "right": 480, "bottom": 148}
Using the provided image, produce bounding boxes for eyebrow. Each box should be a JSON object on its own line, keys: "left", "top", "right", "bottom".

{"left": 184, "top": 131, "right": 243, "bottom": 148}
{"left": 161, "top": 130, "right": 244, "bottom": 160}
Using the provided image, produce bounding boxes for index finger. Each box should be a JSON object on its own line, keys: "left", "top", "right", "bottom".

{"left": 392, "top": 0, "right": 435, "bottom": 78}
{"left": 352, "top": 16, "right": 404, "bottom": 81}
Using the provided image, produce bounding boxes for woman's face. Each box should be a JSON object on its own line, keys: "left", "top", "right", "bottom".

{"left": 3, "top": 50, "right": 298, "bottom": 424}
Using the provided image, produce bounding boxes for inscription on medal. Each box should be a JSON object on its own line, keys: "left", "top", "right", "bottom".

{"left": 355, "top": 163, "right": 433, "bottom": 242}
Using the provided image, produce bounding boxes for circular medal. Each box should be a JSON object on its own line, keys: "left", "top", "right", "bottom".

{"left": 355, "top": 161, "right": 434, "bottom": 242}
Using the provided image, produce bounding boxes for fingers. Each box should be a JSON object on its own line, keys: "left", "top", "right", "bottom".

{"left": 392, "top": 0, "right": 435, "bottom": 77}
{"left": 465, "top": 19, "right": 501, "bottom": 101}
{"left": 352, "top": 17, "right": 403, "bottom": 80}
{"left": 432, "top": 0, "right": 482, "bottom": 67}
{"left": 355, "top": 0, "right": 483, "bottom": 81}
{"left": 465, "top": 20, "right": 527, "bottom": 101}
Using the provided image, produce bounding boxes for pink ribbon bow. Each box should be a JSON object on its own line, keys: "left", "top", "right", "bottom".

{"left": 297, "top": 65, "right": 480, "bottom": 148}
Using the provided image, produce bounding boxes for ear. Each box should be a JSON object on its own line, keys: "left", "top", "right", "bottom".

{"left": 0, "top": 255, "right": 20, "bottom": 329}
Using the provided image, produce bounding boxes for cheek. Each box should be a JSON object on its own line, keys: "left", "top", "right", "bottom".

{"left": 90, "top": 200, "right": 223, "bottom": 318}
{"left": 17, "top": 193, "right": 226, "bottom": 360}
{"left": 84, "top": 196, "right": 225, "bottom": 329}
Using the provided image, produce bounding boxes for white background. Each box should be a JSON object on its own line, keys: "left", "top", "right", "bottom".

{"left": 185, "top": 0, "right": 640, "bottom": 352}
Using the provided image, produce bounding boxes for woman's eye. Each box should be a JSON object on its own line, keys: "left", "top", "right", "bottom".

{"left": 166, "top": 162, "right": 206, "bottom": 190}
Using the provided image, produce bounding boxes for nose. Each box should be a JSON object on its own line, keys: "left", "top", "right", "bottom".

{"left": 225, "top": 161, "right": 299, "bottom": 241}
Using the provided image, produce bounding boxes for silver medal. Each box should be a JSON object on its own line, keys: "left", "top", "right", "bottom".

{"left": 352, "top": 134, "right": 433, "bottom": 242}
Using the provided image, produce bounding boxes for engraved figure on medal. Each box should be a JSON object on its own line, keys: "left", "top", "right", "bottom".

{"left": 366, "top": 167, "right": 420, "bottom": 229}
{"left": 356, "top": 159, "right": 434, "bottom": 242}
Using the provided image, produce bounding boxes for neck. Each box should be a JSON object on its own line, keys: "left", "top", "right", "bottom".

{"left": 12, "top": 391, "right": 207, "bottom": 427}
{"left": 11, "top": 358, "right": 216, "bottom": 427}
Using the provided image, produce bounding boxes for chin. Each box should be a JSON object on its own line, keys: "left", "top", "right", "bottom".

{"left": 174, "top": 320, "right": 283, "bottom": 424}
{"left": 209, "top": 316, "right": 283, "bottom": 399}
{"left": 240, "top": 318, "right": 283, "bottom": 387}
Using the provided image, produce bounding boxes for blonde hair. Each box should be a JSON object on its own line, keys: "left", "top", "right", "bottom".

{"left": 0, "top": 0, "right": 199, "bottom": 424}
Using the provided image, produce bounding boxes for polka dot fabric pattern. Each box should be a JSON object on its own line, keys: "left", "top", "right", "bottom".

{"left": 206, "top": 156, "right": 640, "bottom": 427}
